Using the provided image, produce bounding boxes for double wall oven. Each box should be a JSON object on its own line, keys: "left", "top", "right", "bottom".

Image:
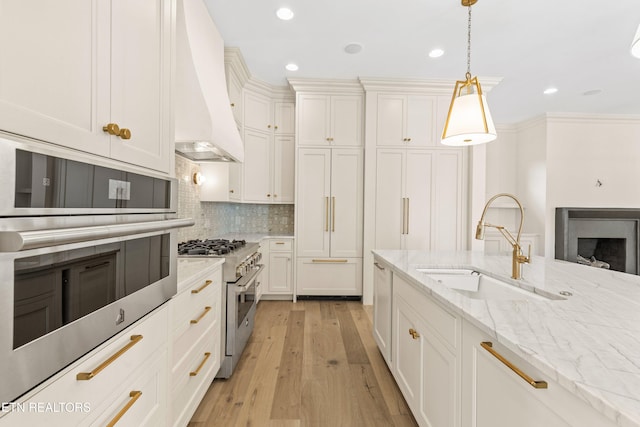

{"left": 0, "top": 137, "right": 193, "bottom": 403}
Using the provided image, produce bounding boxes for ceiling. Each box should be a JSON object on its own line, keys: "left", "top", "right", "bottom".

{"left": 204, "top": 0, "right": 640, "bottom": 124}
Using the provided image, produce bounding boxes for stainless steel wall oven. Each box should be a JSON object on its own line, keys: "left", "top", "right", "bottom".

{"left": 0, "top": 137, "right": 192, "bottom": 403}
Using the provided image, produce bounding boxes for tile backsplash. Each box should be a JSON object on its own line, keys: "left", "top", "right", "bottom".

{"left": 175, "top": 155, "right": 294, "bottom": 242}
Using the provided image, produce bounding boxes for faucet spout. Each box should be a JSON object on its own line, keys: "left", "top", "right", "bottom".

{"left": 476, "top": 193, "right": 530, "bottom": 279}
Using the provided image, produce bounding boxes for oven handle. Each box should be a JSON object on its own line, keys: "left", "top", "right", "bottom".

{"left": 0, "top": 218, "right": 195, "bottom": 252}
{"left": 232, "top": 264, "right": 265, "bottom": 293}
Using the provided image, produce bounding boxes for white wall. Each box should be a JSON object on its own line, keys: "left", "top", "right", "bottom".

{"left": 545, "top": 114, "right": 640, "bottom": 255}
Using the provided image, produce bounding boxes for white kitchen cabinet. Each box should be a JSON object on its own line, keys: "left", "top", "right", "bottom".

{"left": 170, "top": 261, "right": 222, "bottom": 427}
{"left": 296, "top": 148, "right": 363, "bottom": 296}
{"left": 373, "top": 260, "right": 392, "bottom": 368}
{"left": 225, "top": 64, "right": 243, "bottom": 125}
{"left": 375, "top": 148, "right": 465, "bottom": 252}
{"left": 0, "top": 305, "right": 169, "bottom": 427}
{"left": 393, "top": 275, "right": 460, "bottom": 427}
{"left": 0, "top": 0, "right": 173, "bottom": 174}
{"left": 297, "top": 94, "right": 363, "bottom": 146}
{"left": 377, "top": 94, "right": 437, "bottom": 147}
{"left": 461, "top": 320, "right": 616, "bottom": 427}
{"left": 260, "top": 238, "right": 293, "bottom": 297}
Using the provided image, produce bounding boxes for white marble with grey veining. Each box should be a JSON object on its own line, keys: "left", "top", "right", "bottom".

{"left": 218, "top": 232, "right": 294, "bottom": 242}
{"left": 176, "top": 257, "right": 224, "bottom": 293}
{"left": 372, "top": 250, "right": 640, "bottom": 427}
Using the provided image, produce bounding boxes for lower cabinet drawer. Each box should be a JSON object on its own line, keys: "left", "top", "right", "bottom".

{"left": 269, "top": 239, "right": 292, "bottom": 251}
{"left": 296, "top": 257, "right": 362, "bottom": 295}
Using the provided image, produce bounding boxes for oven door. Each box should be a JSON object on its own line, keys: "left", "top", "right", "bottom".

{"left": 226, "top": 265, "right": 264, "bottom": 358}
{"left": 0, "top": 215, "right": 192, "bottom": 403}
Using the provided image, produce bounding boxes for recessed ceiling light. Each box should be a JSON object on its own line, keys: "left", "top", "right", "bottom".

{"left": 344, "top": 43, "right": 363, "bottom": 54}
{"left": 429, "top": 48, "right": 444, "bottom": 58}
{"left": 582, "top": 89, "right": 602, "bottom": 96}
{"left": 543, "top": 87, "right": 558, "bottom": 95}
{"left": 285, "top": 63, "right": 299, "bottom": 71}
{"left": 276, "top": 7, "right": 294, "bottom": 20}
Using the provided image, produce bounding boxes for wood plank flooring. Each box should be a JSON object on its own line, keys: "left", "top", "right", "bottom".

{"left": 188, "top": 300, "right": 417, "bottom": 427}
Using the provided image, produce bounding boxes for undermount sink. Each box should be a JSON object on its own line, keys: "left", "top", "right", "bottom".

{"left": 416, "top": 268, "right": 563, "bottom": 301}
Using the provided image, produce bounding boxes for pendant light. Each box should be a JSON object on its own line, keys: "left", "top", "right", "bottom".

{"left": 441, "top": 0, "right": 497, "bottom": 146}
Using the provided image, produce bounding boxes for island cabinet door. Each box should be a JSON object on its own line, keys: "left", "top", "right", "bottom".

{"left": 461, "top": 320, "right": 617, "bottom": 427}
{"left": 393, "top": 276, "right": 459, "bottom": 427}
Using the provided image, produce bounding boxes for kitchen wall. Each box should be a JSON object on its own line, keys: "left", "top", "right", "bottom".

{"left": 175, "top": 155, "right": 294, "bottom": 242}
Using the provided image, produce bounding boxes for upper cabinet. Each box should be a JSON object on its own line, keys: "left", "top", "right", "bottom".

{"left": 296, "top": 94, "right": 363, "bottom": 146}
{"left": 0, "top": 0, "right": 173, "bottom": 174}
{"left": 376, "top": 94, "right": 437, "bottom": 147}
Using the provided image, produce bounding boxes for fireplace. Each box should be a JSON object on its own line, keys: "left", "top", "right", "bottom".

{"left": 556, "top": 208, "right": 640, "bottom": 275}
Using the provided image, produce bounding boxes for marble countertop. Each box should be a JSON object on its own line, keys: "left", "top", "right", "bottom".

{"left": 218, "top": 232, "right": 294, "bottom": 242}
{"left": 372, "top": 250, "right": 640, "bottom": 427}
{"left": 176, "top": 257, "right": 224, "bottom": 293}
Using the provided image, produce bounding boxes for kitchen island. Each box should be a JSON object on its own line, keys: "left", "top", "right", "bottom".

{"left": 373, "top": 250, "right": 640, "bottom": 427}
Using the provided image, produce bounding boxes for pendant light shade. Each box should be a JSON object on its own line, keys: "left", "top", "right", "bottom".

{"left": 441, "top": 75, "right": 496, "bottom": 146}
{"left": 632, "top": 23, "right": 640, "bottom": 58}
{"left": 441, "top": 0, "right": 497, "bottom": 146}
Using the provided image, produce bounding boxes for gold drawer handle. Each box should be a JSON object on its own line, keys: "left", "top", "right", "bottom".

{"left": 190, "top": 306, "right": 212, "bottom": 324}
{"left": 189, "top": 352, "right": 212, "bottom": 377}
{"left": 311, "top": 259, "right": 348, "bottom": 263}
{"left": 191, "top": 279, "right": 213, "bottom": 294}
{"left": 409, "top": 328, "right": 420, "bottom": 339}
{"left": 106, "top": 390, "right": 142, "bottom": 427}
{"left": 481, "top": 342, "right": 548, "bottom": 389}
{"left": 77, "top": 335, "right": 143, "bottom": 380}
{"left": 275, "top": 242, "right": 285, "bottom": 245}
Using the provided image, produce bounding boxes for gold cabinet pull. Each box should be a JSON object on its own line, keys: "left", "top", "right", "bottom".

{"left": 103, "top": 123, "right": 121, "bottom": 136}
{"left": 229, "top": 189, "right": 235, "bottom": 193}
{"left": 267, "top": 193, "right": 271, "bottom": 197}
{"left": 401, "top": 198, "right": 408, "bottom": 235}
{"left": 189, "top": 352, "right": 212, "bottom": 377}
{"left": 405, "top": 197, "right": 410, "bottom": 234}
{"left": 268, "top": 124, "right": 272, "bottom": 129}
{"left": 119, "top": 128, "right": 131, "bottom": 140}
{"left": 230, "top": 102, "right": 235, "bottom": 107}
{"left": 77, "top": 335, "right": 143, "bottom": 380}
{"left": 106, "top": 390, "right": 142, "bottom": 427}
{"left": 275, "top": 242, "right": 285, "bottom": 245}
{"left": 331, "top": 196, "right": 336, "bottom": 232}
{"left": 191, "top": 279, "right": 213, "bottom": 294}
{"left": 374, "top": 262, "right": 385, "bottom": 271}
{"left": 409, "top": 328, "right": 420, "bottom": 339}
{"left": 312, "top": 259, "right": 348, "bottom": 263}
{"left": 481, "top": 342, "right": 548, "bottom": 389}
{"left": 325, "top": 196, "right": 329, "bottom": 232}
{"left": 190, "top": 306, "right": 212, "bottom": 324}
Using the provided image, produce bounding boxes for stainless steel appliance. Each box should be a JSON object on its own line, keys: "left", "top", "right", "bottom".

{"left": 0, "top": 137, "right": 193, "bottom": 403}
{"left": 178, "top": 239, "right": 262, "bottom": 378}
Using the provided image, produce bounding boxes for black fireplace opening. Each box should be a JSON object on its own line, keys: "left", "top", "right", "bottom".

{"left": 577, "top": 238, "right": 626, "bottom": 273}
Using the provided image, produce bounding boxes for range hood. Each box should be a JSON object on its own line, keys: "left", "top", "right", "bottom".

{"left": 175, "top": 0, "right": 244, "bottom": 162}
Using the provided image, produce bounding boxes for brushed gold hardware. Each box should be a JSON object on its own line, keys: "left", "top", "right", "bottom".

{"left": 407, "top": 137, "right": 412, "bottom": 142}
{"left": 461, "top": 0, "right": 478, "bottom": 6}
{"left": 325, "top": 197, "right": 329, "bottom": 232}
{"left": 189, "top": 352, "right": 211, "bottom": 377}
{"left": 274, "top": 194, "right": 278, "bottom": 197}
{"left": 312, "top": 259, "right": 348, "bottom": 263}
{"left": 119, "top": 128, "right": 131, "bottom": 140}
{"left": 331, "top": 196, "right": 336, "bottom": 232}
{"left": 405, "top": 197, "right": 410, "bottom": 234}
{"left": 106, "top": 390, "right": 142, "bottom": 427}
{"left": 275, "top": 125, "right": 278, "bottom": 130}
{"left": 326, "top": 137, "right": 330, "bottom": 141}
{"left": 268, "top": 124, "right": 272, "bottom": 129}
{"left": 229, "top": 189, "right": 235, "bottom": 193}
{"left": 267, "top": 194, "right": 271, "bottom": 197}
{"left": 191, "top": 279, "right": 213, "bottom": 294}
{"left": 190, "top": 306, "right": 212, "bottom": 324}
{"left": 329, "top": 137, "right": 334, "bottom": 141}
{"left": 77, "top": 335, "right": 143, "bottom": 380}
{"left": 230, "top": 103, "right": 235, "bottom": 107}
{"left": 374, "top": 262, "right": 385, "bottom": 271}
{"left": 276, "top": 242, "right": 285, "bottom": 245}
{"left": 409, "top": 328, "right": 420, "bottom": 339}
{"left": 481, "top": 342, "right": 548, "bottom": 389}
{"left": 103, "top": 123, "right": 120, "bottom": 136}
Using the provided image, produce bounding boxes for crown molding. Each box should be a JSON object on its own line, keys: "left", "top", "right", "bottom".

{"left": 224, "top": 47, "right": 250, "bottom": 86}
{"left": 545, "top": 112, "right": 640, "bottom": 125}
{"left": 287, "top": 78, "right": 364, "bottom": 94}
{"left": 359, "top": 76, "right": 502, "bottom": 94}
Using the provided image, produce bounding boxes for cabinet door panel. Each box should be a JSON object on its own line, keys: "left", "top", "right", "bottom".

{"left": 330, "top": 149, "right": 363, "bottom": 257}
{"left": 406, "top": 95, "right": 436, "bottom": 147}
{"left": 296, "top": 149, "right": 331, "bottom": 257}
{"left": 0, "top": 0, "right": 110, "bottom": 156}
{"left": 244, "top": 91, "right": 272, "bottom": 131}
{"left": 433, "top": 150, "right": 464, "bottom": 251}
{"left": 110, "top": 0, "right": 169, "bottom": 172}
{"left": 298, "top": 95, "right": 329, "bottom": 146}
{"left": 331, "top": 96, "right": 362, "bottom": 146}
{"left": 393, "top": 294, "right": 422, "bottom": 405}
{"left": 273, "top": 136, "right": 295, "bottom": 203}
{"left": 243, "top": 130, "right": 271, "bottom": 202}
{"left": 405, "top": 150, "right": 433, "bottom": 250}
{"left": 268, "top": 252, "right": 292, "bottom": 293}
{"left": 274, "top": 101, "right": 295, "bottom": 134}
{"left": 296, "top": 258, "right": 362, "bottom": 296}
{"left": 373, "top": 261, "right": 392, "bottom": 367}
{"left": 376, "top": 95, "right": 405, "bottom": 146}
{"left": 375, "top": 149, "right": 404, "bottom": 250}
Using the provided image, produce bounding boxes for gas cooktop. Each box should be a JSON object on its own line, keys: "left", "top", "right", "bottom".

{"left": 177, "top": 239, "right": 246, "bottom": 256}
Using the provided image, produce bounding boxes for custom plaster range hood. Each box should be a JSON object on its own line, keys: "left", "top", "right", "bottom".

{"left": 175, "top": 0, "right": 244, "bottom": 162}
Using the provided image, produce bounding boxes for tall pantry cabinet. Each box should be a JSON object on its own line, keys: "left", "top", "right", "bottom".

{"left": 289, "top": 80, "right": 364, "bottom": 297}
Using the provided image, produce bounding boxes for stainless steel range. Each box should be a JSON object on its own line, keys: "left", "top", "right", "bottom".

{"left": 178, "top": 239, "right": 262, "bottom": 378}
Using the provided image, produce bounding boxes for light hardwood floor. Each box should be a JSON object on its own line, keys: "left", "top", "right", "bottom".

{"left": 188, "top": 300, "right": 418, "bottom": 427}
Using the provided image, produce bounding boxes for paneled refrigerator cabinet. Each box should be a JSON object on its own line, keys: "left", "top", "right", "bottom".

{"left": 295, "top": 148, "right": 363, "bottom": 296}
